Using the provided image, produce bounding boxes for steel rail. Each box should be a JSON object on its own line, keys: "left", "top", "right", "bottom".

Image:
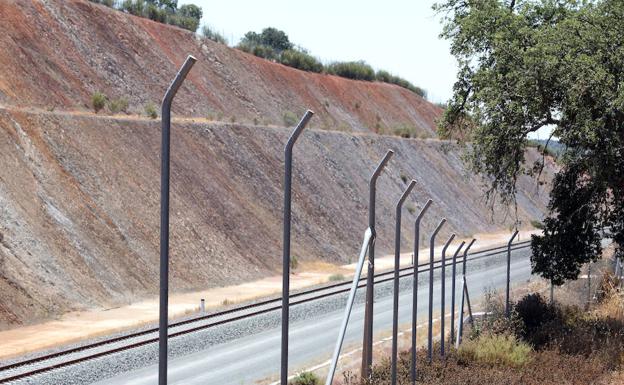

{"left": 0, "top": 241, "right": 531, "bottom": 383}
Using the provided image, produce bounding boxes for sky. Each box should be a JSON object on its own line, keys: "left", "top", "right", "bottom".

{"left": 179, "top": 0, "right": 457, "bottom": 103}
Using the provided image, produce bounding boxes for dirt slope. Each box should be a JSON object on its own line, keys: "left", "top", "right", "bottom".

{"left": 0, "top": 106, "right": 553, "bottom": 327}
{"left": 0, "top": 0, "right": 440, "bottom": 135}
{"left": 0, "top": 0, "right": 555, "bottom": 328}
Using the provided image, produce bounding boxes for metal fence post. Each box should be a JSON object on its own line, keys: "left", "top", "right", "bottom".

{"left": 362, "top": 150, "right": 394, "bottom": 379}
{"left": 439, "top": 234, "right": 455, "bottom": 358}
{"left": 505, "top": 230, "right": 519, "bottom": 317}
{"left": 325, "top": 229, "right": 373, "bottom": 385}
{"left": 281, "top": 110, "right": 314, "bottom": 385}
{"left": 427, "top": 219, "right": 446, "bottom": 363}
{"left": 449, "top": 241, "right": 465, "bottom": 346}
{"left": 158, "top": 55, "right": 196, "bottom": 385}
{"left": 587, "top": 264, "right": 591, "bottom": 309}
{"left": 391, "top": 181, "right": 417, "bottom": 385}
{"left": 456, "top": 239, "right": 475, "bottom": 348}
{"left": 410, "top": 199, "right": 432, "bottom": 385}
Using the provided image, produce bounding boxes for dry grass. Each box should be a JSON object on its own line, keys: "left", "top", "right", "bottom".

{"left": 340, "top": 267, "right": 624, "bottom": 385}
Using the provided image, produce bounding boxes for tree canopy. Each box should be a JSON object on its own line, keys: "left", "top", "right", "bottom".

{"left": 435, "top": 0, "right": 624, "bottom": 284}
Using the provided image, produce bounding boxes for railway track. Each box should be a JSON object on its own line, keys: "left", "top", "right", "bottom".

{"left": 0, "top": 240, "right": 531, "bottom": 383}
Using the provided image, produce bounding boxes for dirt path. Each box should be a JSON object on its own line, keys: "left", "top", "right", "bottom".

{"left": 0, "top": 229, "right": 538, "bottom": 360}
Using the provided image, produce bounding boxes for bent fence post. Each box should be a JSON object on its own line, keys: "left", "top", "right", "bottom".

{"left": 456, "top": 239, "right": 476, "bottom": 348}
{"left": 390, "top": 181, "right": 417, "bottom": 385}
{"left": 362, "top": 150, "right": 394, "bottom": 379}
{"left": 439, "top": 234, "right": 456, "bottom": 358}
{"left": 505, "top": 230, "right": 519, "bottom": 317}
{"left": 410, "top": 199, "right": 433, "bottom": 385}
{"left": 427, "top": 219, "right": 446, "bottom": 363}
{"left": 281, "top": 110, "right": 315, "bottom": 385}
{"left": 158, "top": 55, "right": 196, "bottom": 385}
{"left": 449, "top": 241, "right": 465, "bottom": 346}
{"left": 325, "top": 229, "right": 373, "bottom": 385}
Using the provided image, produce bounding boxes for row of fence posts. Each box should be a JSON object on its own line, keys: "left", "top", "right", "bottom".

{"left": 154, "top": 56, "right": 523, "bottom": 385}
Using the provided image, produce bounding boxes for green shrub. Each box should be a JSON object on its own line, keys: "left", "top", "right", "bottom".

{"left": 328, "top": 274, "right": 345, "bottom": 282}
{"left": 279, "top": 49, "right": 323, "bottom": 73}
{"left": 201, "top": 25, "right": 227, "bottom": 44}
{"left": 458, "top": 334, "right": 532, "bottom": 367}
{"left": 288, "top": 372, "right": 320, "bottom": 385}
{"left": 393, "top": 124, "right": 417, "bottom": 138}
{"left": 92, "top": 92, "right": 107, "bottom": 113}
{"left": 108, "top": 97, "right": 129, "bottom": 114}
{"left": 145, "top": 103, "right": 158, "bottom": 119}
{"left": 375, "top": 70, "right": 426, "bottom": 97}
{"left": 237, "top": 43, "right": 278, "bottom": 60}
{"left": 530, "top": 219, "right": 545, "bottom": 229}
{"left": 514, "top": 293, "right": 561, "bottom": 348}
{"left": 290, "top": 255, "right": 299, "bottom": 271}
{"left": 282, "top": 111, "right": 298, "bottom": 126}
{"left": 326, "top": 61, "right": 375, "bottom": 81}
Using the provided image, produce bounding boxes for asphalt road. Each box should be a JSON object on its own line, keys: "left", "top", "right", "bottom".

{"left": 94, "top": 247, "right": 533, "bottom": 385}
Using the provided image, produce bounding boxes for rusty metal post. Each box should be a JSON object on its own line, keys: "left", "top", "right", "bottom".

{"left": 439, "top": 234, "right": 455, "bottom": 358}
{"left": 449, "top": 241, "right": 465, "bottom": 345}
{"left": 281, "top": 110, "right": 314, "bottom": 385}
{"left": 159, "top": 55, "right": 196, "bottom": 385}
{"left": 361, "top": 150, "right": 394, "bottom": 379}
{"left": 390, "top": 181, "right": 417, "bottom": 385}
{"left": 427, "top": 219, "right": 446, "bottom": 363}
{"left": 505, "top": 230, "right": 519, "bottom": 317}
{"left": 410, "top": 199, "right": 432, "bottom": 385}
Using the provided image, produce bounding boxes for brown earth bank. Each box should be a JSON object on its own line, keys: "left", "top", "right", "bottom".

{"left": 0, "top": 0, "right": 441, "bottom": 135}
{"left": 0, "top": 106, "right": 554, "bottom": 328}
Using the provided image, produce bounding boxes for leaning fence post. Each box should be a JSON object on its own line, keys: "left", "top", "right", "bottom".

{"left": 410, "top": 199, "right": 432, "bottom": 385}
{"left": 362, "top": 150, "right": 394, "bottom": 379}
{"left": 505, "top": 230, "right": 519, "bottom": 317}
{"left": 281, "top": 110, "right": 314, "bottom": 385}
{"left": 449, "top": 241, "right": 465, "bottom": 345}
{"left": 158, "top": 55, "right": 196, "bottom": 385}
{"left": 325, "top": 229, "right": 373, "bottom": 385}
{"left": 427, "top": 219, "right": 446, "bottom": 363}
{"left": 439, "top": 234, "right": 455, "bottom": 358}
{"left": 390, "top": 181, "right": 417, "bottom": 385}
{"left": 456, "top": 239, "right": 475, "bottom": 348}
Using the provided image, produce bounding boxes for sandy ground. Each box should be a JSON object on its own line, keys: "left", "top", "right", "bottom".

{"left": 0, "top": 229, "right": 538, "bottom": 360}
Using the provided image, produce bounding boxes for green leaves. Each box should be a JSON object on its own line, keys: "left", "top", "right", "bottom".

{"left": 436, "top": 0, "right": 624, "bottom": 282}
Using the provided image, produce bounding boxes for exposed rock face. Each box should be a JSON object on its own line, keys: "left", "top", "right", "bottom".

{"left": 0, "top": 0, "right": 440, "bottom": 135}
{"left": 0, "top": 0, "right": 555, "bottom": 328}
{"left": 0, "top": 107, "right": 553, "bottom": 327}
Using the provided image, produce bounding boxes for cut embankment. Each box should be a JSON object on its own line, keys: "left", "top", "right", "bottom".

{"left": 0, "top": 107, "right": 552, "bottom": 327}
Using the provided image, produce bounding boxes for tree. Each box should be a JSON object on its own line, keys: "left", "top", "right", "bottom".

{"left": 178, "top": 4, "right": 202, "bottom": 21}
{"left": 259, "top": 27, "right": 292, "bottom": 52}
{"left": 158, "top": 0, "right": 177, "bottom": 12}
{"left": 435, "top": 0, "right": 624, "bottom": 284}
{"left": 238, "top": 27, "right": 292, "bottom": 57}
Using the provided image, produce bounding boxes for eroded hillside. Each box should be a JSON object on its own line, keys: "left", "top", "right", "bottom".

{"left": 0, "top": 0, "right": 440, "bottom": 136}
{"left": 0, "top": 106, "right": 553, "bottom": 327}
{"left": 0, "top": 0, "right": 555, "bottom": 328}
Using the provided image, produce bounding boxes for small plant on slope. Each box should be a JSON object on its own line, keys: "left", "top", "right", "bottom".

{"left": 92, "top": 92, "right": 107, "bottom": 113}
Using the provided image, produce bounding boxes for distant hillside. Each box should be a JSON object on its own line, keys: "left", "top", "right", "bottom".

{"left": 0, "top": 0, "right": 441, "bottom": 136}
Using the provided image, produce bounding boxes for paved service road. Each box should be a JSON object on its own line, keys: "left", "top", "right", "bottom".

{"left": 95, "top": 248, "right": 533, "bottom": 385}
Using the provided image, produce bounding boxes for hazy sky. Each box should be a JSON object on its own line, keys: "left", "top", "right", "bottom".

{"left": 179, "top": 0, "right": 457, "bottom": 103}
